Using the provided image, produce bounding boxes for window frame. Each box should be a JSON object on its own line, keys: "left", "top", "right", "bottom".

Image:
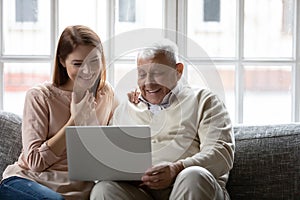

{"left": 0, "top": 0, "right": 299, "bottom": 124}
{"left": 0, "top": 0, "right": 57, "bottom": 110}
{"left": 176, "top": 0, "right": 300, "bottom": 123}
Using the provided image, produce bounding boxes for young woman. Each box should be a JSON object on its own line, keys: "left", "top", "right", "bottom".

{"left": 0, "top": 25, "right": 117, "bottom": 200}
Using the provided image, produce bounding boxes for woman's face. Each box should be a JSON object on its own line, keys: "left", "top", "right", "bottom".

{"left": 61, "top": 45, "right": 102, "bottom": 91}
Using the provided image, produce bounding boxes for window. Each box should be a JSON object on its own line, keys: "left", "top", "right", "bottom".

{"left": 282, "top": 0, "right": 293, "bottom": 33}
{"left": 243, "top": 66, "right": 291, "bottom": 124}
{"left": 185, "top": 0, "right": 297, "bottom": 124}
{"left": 0, "top": 0, "right": 299, "bottom": 124}
{"left": 203, "top": 0, "right": 220, "bottom": 22}
{"left": 113, "top": 0, "right": 163, "bottom": 89}
{"left": 3, "top": 63, "right": 51, "bottom": 114}
{"left": 1, "top": 0, "right": 52, "bottom": 116}
{"left": 187, "top": 0, "right": 235, "bottom": 57}
{"left": 15, "top": 0, "right": 38, "bottom": 23}
{"left": 119, "top": 0, "right": 136, "bottom": 22}
{"left": 3, "top": 0, "right": 51, "bottom": 55}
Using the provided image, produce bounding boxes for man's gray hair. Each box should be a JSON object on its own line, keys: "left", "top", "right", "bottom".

{"left": 137, "top": 39, "right": 179, "bottom": 65}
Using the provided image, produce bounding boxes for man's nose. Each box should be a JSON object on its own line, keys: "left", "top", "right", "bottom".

{"left": 145, "top": 73, "right": 155, "bottom": 84}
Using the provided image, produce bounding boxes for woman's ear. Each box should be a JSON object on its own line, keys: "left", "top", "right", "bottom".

{"left": 59, "top": 57, "right": 66, "bottom": 68}
{"left": 176, "top": 63, "right": 184, "bottom": 78}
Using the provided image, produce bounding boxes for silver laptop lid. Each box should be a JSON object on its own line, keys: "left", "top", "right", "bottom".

{"left": 66, "top": 125, "right": 152, "bottom": 181}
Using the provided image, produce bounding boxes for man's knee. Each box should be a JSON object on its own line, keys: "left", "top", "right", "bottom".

{"left": 90, "top": 181, "right": 114, "bottom": 200}
{"left": 90, "top": 181, "right": 152, "bottom": 200}
{"left": 176, "top": 166, "right": 214, "bottom": 185}
{"left": 171, "top": 166, "right": 223, "bottom": 200}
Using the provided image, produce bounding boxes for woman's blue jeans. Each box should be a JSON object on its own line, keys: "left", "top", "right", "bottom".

{"left": 0, "top": 176, "right": 64, "bottom": 200}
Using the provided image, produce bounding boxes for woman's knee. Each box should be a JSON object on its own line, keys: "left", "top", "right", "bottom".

{"left": 0, "top": 176, "right": 64, "bottom": 200}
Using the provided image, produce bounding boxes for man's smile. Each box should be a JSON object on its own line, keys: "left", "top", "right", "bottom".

{"left": 146, "top": 88, "right": 161, "bottom": 94}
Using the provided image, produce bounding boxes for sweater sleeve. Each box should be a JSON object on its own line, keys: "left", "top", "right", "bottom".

{"left": 21, "top": 87, "right": 61, "bottom": 172}
{"left": 180, "top": 89, "right": 235, "bottom": 178}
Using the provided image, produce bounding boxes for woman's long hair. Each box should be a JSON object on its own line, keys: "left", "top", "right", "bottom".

{"left": 52, "top": 25, "right": 106, "bottom": 90}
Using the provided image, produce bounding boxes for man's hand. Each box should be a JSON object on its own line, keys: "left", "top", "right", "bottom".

{"left": 141, "top": 161, "right": 184, "bottom": 189}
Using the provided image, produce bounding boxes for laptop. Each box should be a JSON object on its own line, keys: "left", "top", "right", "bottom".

{"left": 65, "top": 125, "right": 152, "bottom": 181}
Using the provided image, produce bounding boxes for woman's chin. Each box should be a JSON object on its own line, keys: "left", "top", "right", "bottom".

{"left": 74, "top": 81, "right": 93, "bottom": 91}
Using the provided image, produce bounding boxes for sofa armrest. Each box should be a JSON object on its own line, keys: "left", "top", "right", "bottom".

{"left": 0, "top": 111, "right": 22, "bottom": 180}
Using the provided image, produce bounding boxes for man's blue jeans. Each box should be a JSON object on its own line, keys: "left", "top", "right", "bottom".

{"left": 0, "top": 176, "right": 64, "bottom": 200}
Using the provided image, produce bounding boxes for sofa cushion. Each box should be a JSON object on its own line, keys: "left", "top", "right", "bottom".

{"left": 1, "top": 110, "right": 299, "bottom": 199}
{"left": 0, "top": 111, "right": 22, "bottom": 180}
{"left": 227, "top": 124, "right": 300, "bottom": 199}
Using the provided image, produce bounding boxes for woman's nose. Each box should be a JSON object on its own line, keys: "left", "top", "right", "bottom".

{"left": 82, "top": 64, "right": 90, "bottom": 74}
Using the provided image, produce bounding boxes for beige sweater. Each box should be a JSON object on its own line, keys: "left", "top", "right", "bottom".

{"left": 2, "top": 81, "right": 116, "bottom": 200}
{"left": 112, "top": 83, "right": 235, "bottom": 189}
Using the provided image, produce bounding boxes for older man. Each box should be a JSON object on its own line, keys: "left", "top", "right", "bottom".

{"left": 91, "top": 40, "right": 235, "bottom": 200}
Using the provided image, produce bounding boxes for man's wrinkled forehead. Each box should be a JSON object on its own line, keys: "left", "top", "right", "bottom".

{"left": 138, "top": 63, "right": 169, "bottom": 71}
{"left": 137, "top": 54, "right": 175, "bottom": 68}
{"left": 137, "top": 60, "right": 176, "bottom": 73}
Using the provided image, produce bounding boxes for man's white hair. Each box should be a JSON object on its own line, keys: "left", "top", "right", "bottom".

{"left": 137, "top": 39, "right": 179, "bottom": 65}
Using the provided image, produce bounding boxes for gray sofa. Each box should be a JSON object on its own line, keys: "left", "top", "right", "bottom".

{"left": 0, "top": 110, "right": 299, "bottom": 199}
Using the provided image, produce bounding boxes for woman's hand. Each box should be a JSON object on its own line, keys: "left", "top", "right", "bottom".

{"left": 127, "top": 89, "right": 140, "bottom": 104}
{"left": 141, "top": 161, "right": 184, "bottom": 189}
{"left": 70, "top": 91, "right": 96, "bottom": 125}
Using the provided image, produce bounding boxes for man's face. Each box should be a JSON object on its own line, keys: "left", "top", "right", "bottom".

{"left": 137, "top": 55, "right": 183, "bottom": 104}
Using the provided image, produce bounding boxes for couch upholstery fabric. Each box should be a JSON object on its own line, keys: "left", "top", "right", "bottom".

{"left": 0, "top": 111, "right": 22, "bottom": 180}
{"left": 0, "top": 111, "right": 299, "bottom": 199}
{"left": 227, "top": 124, "right": 300, "bottom": 199}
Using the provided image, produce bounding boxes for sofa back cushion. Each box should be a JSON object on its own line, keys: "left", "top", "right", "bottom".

{"left": 0, "top": 111, "right": 22, "bottom": 180}
{"left": 227, "top": 124, "right": 300, "bottom": 199}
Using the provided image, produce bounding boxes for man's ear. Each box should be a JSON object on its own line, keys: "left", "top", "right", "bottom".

{"left": 176, "top": 63, "right": 184, "bottom": 78}
{"left": 59, "top": 57, "right": 66, "bottom": 68}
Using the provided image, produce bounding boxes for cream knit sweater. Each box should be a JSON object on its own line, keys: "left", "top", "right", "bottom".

{"left": 112, "top": 83, "right": 235, "bottom": 188}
